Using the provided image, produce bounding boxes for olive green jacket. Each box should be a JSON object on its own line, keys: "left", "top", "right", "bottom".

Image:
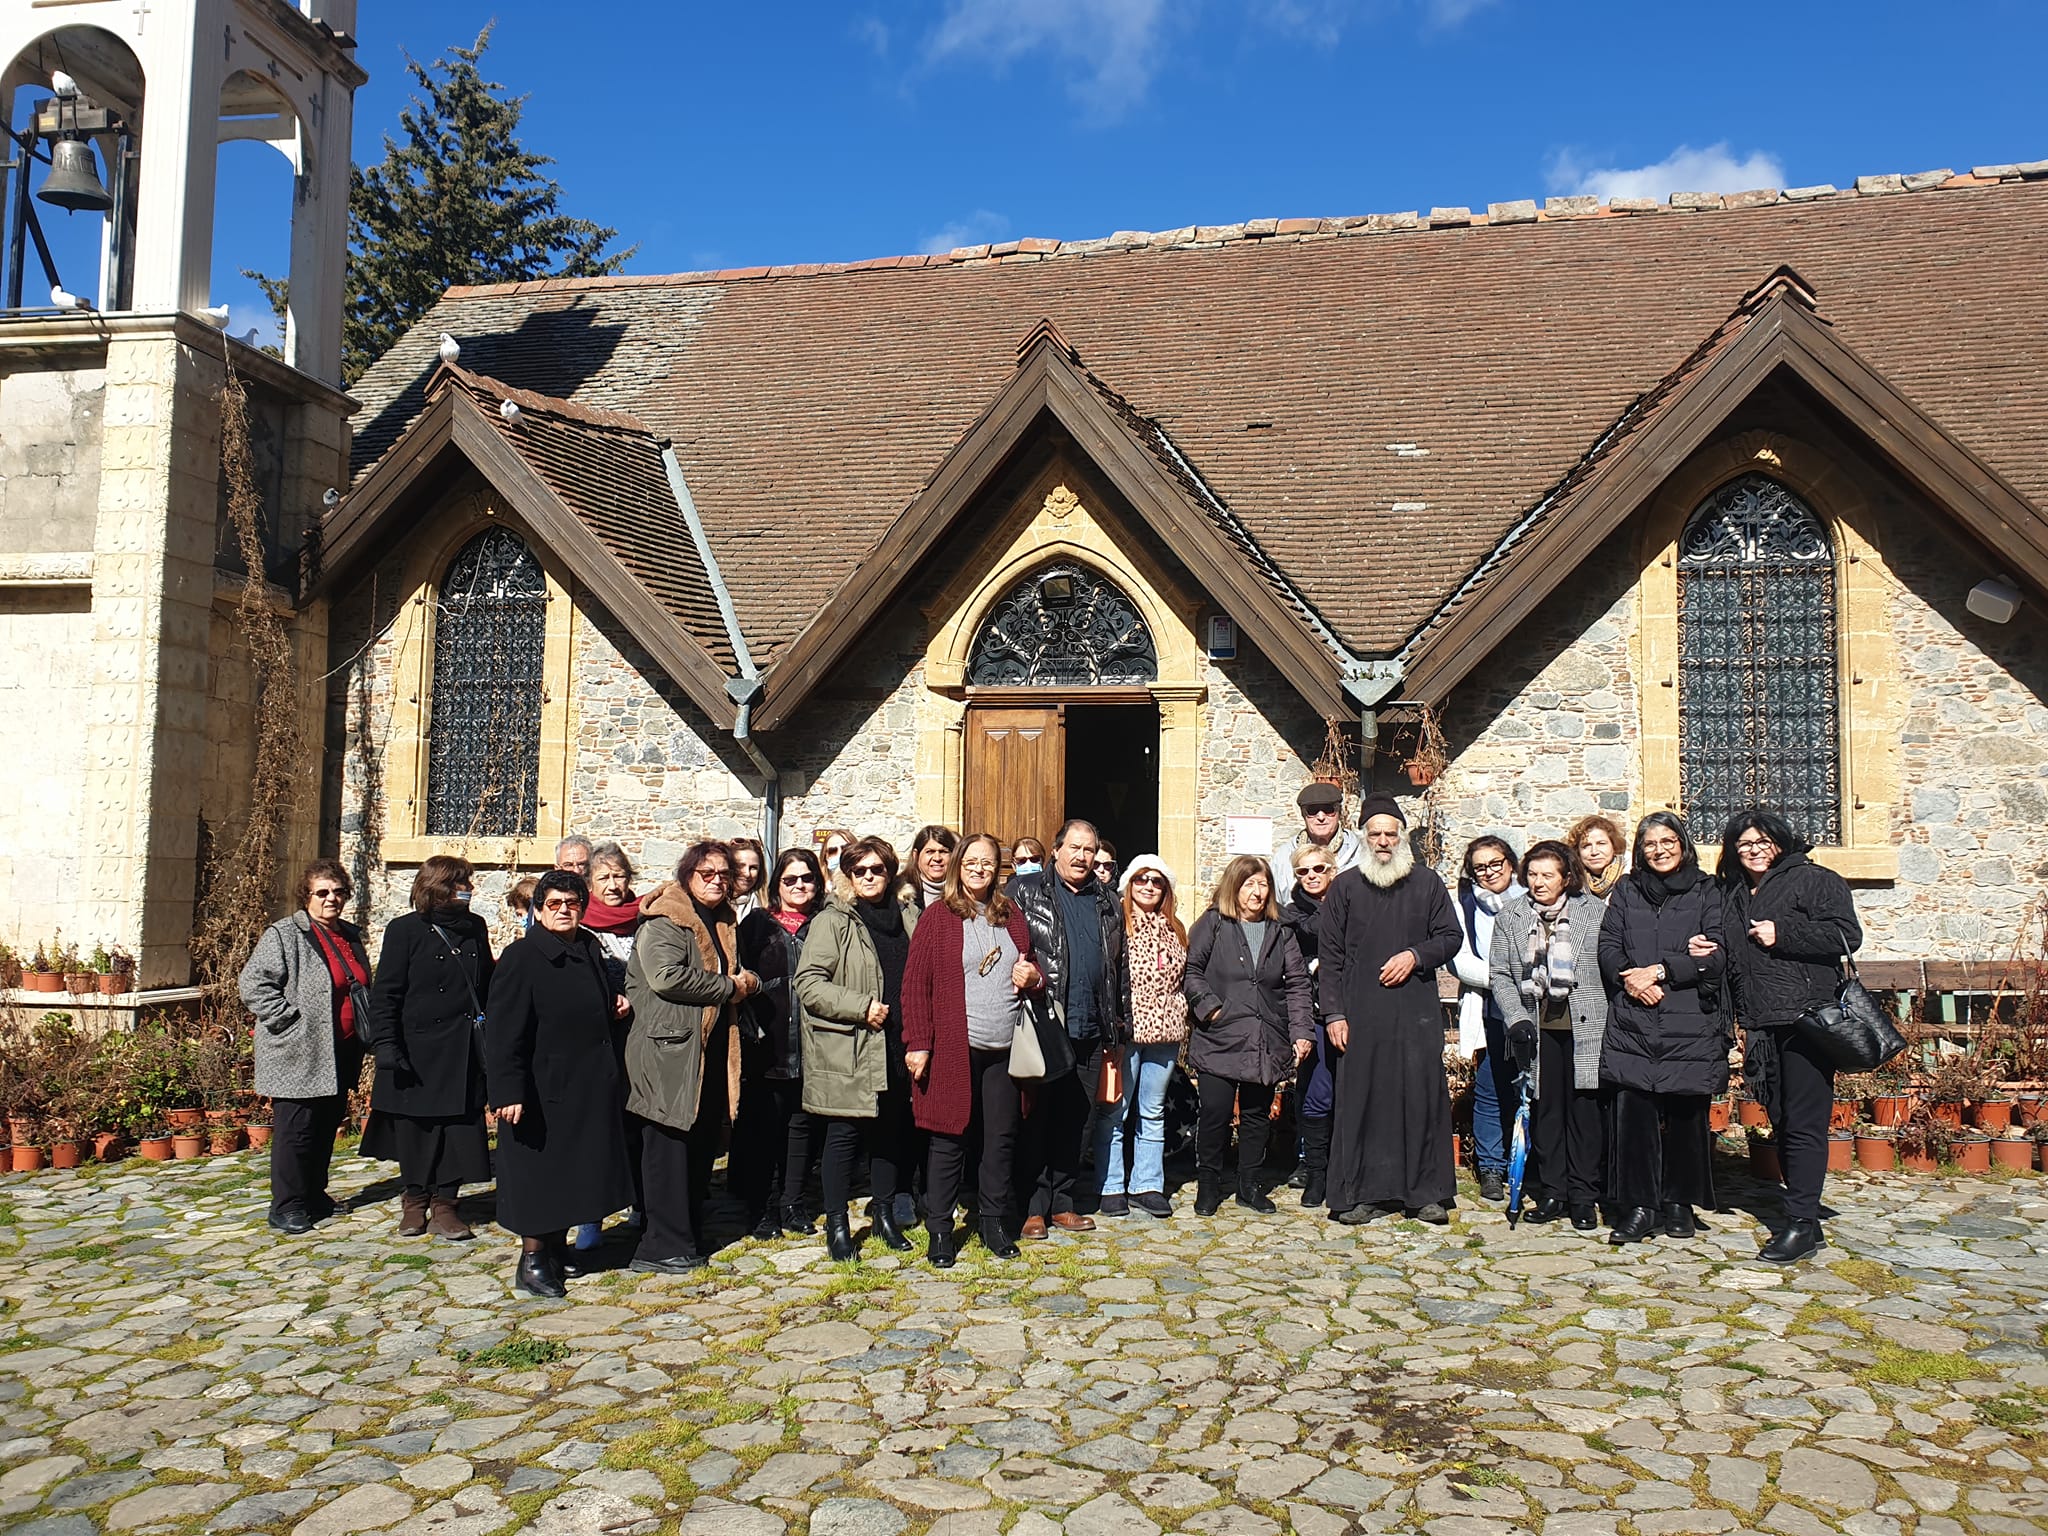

{"left": 622, "top": 884, "right": 740, "bottom": 1133}
{"left": 795, "top": 896, "right": 917, "bottom": 1119}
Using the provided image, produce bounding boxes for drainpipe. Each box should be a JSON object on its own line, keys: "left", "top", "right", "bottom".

{"left": 661, "top": 444, "right": 781, "bottom": 853}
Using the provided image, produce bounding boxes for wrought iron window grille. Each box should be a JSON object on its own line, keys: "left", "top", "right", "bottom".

{"left": 966, "top": 562, "right": 1159, "bottom": 686}
{"left": 424, "top": 527, "right": 547, "bottom": 837}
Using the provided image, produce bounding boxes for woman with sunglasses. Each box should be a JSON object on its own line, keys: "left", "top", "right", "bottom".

{"left": 1092, "top": 841, "right": 1120, "bottom": 888}
{"left": 486, "top": 870, "right": 637, "bottom": 1297}
{"left": 1452, "top": 837, "right": 1524, "bottom": 1205}
{"left": 795, "top": 836, "right": 920, "bottom": 1261}
{"left": 1096, "top": 855, "right": 1188, "bottom": 1218}
{"left": 734, "top": 847, "right": 829, "bottom": 1239}
{"left": 902, "top": 832, "right": 1044, "bottom": 1264}
{"left": 1282, "top": 844, "right": 1338, "bottom": 1207}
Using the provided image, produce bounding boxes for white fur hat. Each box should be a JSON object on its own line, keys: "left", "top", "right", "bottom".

{"left": 1118, "top": 854, "right": 1177, "bottom": 896}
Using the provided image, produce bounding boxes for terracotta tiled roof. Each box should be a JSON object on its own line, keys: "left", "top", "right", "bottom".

{"left": 438, "top": 367, "right": 737, "bottom": 671}
{"left": 349, "top": 165, "right": 2048, "bottom": 662}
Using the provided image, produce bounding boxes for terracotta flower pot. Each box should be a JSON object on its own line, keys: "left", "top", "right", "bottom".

{"left": 9, "top": 1144, "right": 45, "bottom": 1172}
{"left": 1708, "top": 1098, "right": 1732, "bottom": 1132}
{"left": 1855, "top": 1133, "right": 1897, "bottom": 1171}
{"left": 1991, "top": 1138, "right": 2034, "bottom": 1172}
{"left": 1954, "top": 1135, "right": 1992, "bottom": 1173}
{"left": 48, "top": 1141, "right": 82, "bottom": 1170}
{"left": 2019, "top": 1096, "right": 2048, "bottom": 1127}
{"left": 170, "top": 1132, "right": 205, "bottom": 1160}
{"left": 138, "top": 1136, "right": 173, "bottom": 1161}
{"left": 93, "top": 1132, "right": 125, "bottom": 1162}
{"left": 1901, "top": 1149, "right": 1938, "bottom": 1172}
{"left": 1739, "top": 1099, "right": 1771, "bottom": 1128}
{"left": 1829, "top": 1099, "right": 1860, "bottom": 1132}
{"left": 207, "top": 1128, "right": 242, "bottom": 1156}
{"left": 246, "top": 1124, "right": 272, "bottom": 1149}
{"left": 1930, "top": 1101, "right": 1965, "bottom": 1129}
{"left": 1973, "top": 1100, "right": 2014, "bottom": 1133}
{"left": 167, "top": 1108, "right": 204, "bottom": 1131}
{"left": 1827, "top": 1133, "right": 1855, "bottom": 1172}
{"left": 21, "top": 971, "right": 64, "bottom": 992}
{"left": 62, "top": 972, "right": 94, "bottom": 995}
{"left": 1405, "top": 762, "right": 1438, "bottom": 787}
{"left": 1871, "top": 1095, "right": 1914, "bottom": 1127}
{"left": 96, "top": 972, "right": 123, "bottom": 995}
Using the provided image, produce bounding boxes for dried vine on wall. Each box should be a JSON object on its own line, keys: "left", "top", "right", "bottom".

{"left": 187, "top": 353, "right": 302, "bottom": 1030}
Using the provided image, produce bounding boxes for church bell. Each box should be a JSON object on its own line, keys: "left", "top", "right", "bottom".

{"left": 38, "top": 138, "right": 113, "bottom": 214}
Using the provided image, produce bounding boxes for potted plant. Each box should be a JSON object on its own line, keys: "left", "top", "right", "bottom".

{"left": 1738, "top": 1094, "right": 1771, "bottom": 1129}
{"left": 9, "top": 1117, "right": 44, "bottom": 1172}
{"left": 1708, "top": 1094, "right": 1733, "bottom": 1133}
{"left": 170, "top": 1125, "right": 206, "bottom": 1160}
{"left": 1833, "top": 1071, "right": 1878, "bottom": 1129}
{"left": 21, "top": 942, "right": 63, "bottom": 993}
{"left": 58, "top": 940, "right": 92, "bottom": 996}
{"left": 0, "top": 943, "right": 19, "bottom": 990}
{"left": 1746, "top": 1125, "right": 1781, "bottom": 1182}
{"left": 1400, "top": 705, "right": 1450, "bottom": 788}
{"left": 1991, "top": 1125, "right": 2034, "bottom": 1172}
{"left": 245, "top": 1098, "right": 273, "bottom": 1150}
{"left": 1826, "top": 1130, "right": 1855, "bottom": 1172}
{"left": 2031, "top": 1118, "right": 2048, "bottom": 1169}
{"left": 106, "top": 945, "right": 135, "bottom": 994}
{"left": 1924, "top": 1053, "right": 1991, "bottom": 1128}
{"left": 1896, "top": 1105, "right": 1953, "bottom": 1172}
{"left": 1853, "top": 1121, "right": 1897, "bottom": 1172}
{"left": 1953, "top": 1130, "right": 1993, "bottom": 1173}
{"left": 137, "top": 1126, "right": 174, "bottom": 1161}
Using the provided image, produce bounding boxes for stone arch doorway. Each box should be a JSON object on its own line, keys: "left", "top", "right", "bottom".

{"left": 919, "top": 467, "right": 1207, "bottom": 881}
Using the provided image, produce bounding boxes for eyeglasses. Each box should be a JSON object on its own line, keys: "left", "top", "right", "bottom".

{"left": 694, "top": 869, "right": 732, "bottom": 884}
{"left": 1735, "top": 838, "right": 1776, "bottom": 853}
{"left": 851, "top": 862, "right": 888, "bottom": 879}
{"left": 1131, "top": 874, "right": 1165, "bottom": 887}
{"left": 309, "top": 887, "right": 347, "bottom": 900}
{"left": 780, "top": 873, "right": 817, "bottom": 887}
{"left": 1093, "top": 859, "right": 1116, "bottom": 870}
{"left": 1471, "top": 858, "right": 1511, "bottom": 876}
{"left": 1641, "top": 837, "right": 1683, "bottom": 853}
{"left": 540, "top": 898, "right": 582, "bottom": 913}
{"left": 1298, "top": 864, "right": 1333, "bottom": 877}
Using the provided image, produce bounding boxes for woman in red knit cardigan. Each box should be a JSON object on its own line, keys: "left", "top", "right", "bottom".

{"left": 903, "top": 832, "right": 1044, "bottom": 1266}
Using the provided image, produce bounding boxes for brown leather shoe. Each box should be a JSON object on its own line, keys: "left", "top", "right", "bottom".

{"left": 1050, "top": 1212, "right": 1096, "bottom": 1232}
{"left": 428, "top": 1196, "right": 474, "bottom": 1242}
{"left": 1019, "top": 1215, "right": 1048, "bottom": 1241}
{"left": 398, "top": 1190, "right": 429, "bottom": 1237}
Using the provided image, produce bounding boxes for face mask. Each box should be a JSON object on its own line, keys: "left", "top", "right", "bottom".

{"left": 454, "top": 891, "right": 472, "bottom": 906}
{"left": 1013, "top": 860, "right": 1041, "bottom": 876}
{"left": 520, "top": 911, "right": 534, "bottom": 933}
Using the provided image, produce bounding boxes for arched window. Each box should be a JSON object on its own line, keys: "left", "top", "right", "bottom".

{"left": 425, "top": 527, "right": 547, "bottom": 837}
{"left": 1677, "top": 474, "right": 1841, "bottom": 844}
{"left": 966, "top": 562, "right": 1158, "bottom": 686}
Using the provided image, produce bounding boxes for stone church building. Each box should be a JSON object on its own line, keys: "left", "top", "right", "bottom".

{"left": 328, "top": 168, "right": 2048, "bottom": 961}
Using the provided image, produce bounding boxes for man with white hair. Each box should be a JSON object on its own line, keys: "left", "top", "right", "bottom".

{"left": 554, "top": 836, "right": 593, "bottom": 878}
{"left": 1318, "top": 793, "right": 1463, "bottom": 1224}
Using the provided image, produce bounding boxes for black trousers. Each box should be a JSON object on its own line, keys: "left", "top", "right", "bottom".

{"left": 926, "top": 1048, "right": 1022, "bottom": 1227}
{"left": 1610, "top": 1087, "right": 1715, "bottom": 1212}
{"left": 1196, "top": 1073, "right": 1275, "bottom": 1188}
{"left": 1531, "top": 1030, "right": 1606, "bottom": 1204}
{"left": 639, "top": 1117, "right": 719, "bottom": 1261}
{"left": 733, "top": 1076, "right": 812, "bottom": 1214}
{"left": 1022, "top": 1034, "right": 1100, "bottom": 1219}
{"left": 818, "top": 1082, "right": 912, "bottom": 1215}
{"left": 1775, "top": 1030, "right": 1836, "bottom": 1222}
{"left": 269, "top": 1038, "right": 364, "bottom": 1219}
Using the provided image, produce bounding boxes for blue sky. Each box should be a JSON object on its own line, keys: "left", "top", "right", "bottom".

{"left": 191, "top": 0, "right": 2045, "bottom": 343}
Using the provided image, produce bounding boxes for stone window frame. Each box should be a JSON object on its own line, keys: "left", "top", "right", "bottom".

{"left": 377, "top": 491, "right": 578, "bottom": 868}
{"left": 1637, "top": 430, "right": 1900, "bottom": 880}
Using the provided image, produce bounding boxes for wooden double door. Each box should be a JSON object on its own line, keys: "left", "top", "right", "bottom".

{"left": 963, "top": 695, "right": 1159, "bottom": 868}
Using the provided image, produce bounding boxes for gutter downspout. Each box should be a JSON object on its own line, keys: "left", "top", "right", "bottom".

{"left": 661, "top": 443, "right": 781, "bottom": 853}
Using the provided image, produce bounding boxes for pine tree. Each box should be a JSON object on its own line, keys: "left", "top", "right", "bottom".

{"left": 251, "top": 24, "right": 632, "bottom": 384}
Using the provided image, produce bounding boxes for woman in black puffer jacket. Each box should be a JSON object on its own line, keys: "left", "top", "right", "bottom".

{"left": 734, "top": 847, "right": 828, "bottom": 1240}
{"left": 1598, "top": 813, "right": 1727, "bottom": 1247}
{"left": 1720, "top": 808, "right": 1862, "bottom": 1265}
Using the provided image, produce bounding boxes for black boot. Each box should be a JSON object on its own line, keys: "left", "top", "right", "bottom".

{"left": 1569, "top": 1202, "right": 1598, "bottom": 1231}
{"left": 1193, "top": 1180, "right": 1225, "bottom": 1217}
{"left": 1661, "top": 1202, "right": 1697, "bottom": 1239}
{"left": 1525, "top": 1196, "right": 1566, "bottom": 1224}
{"left": 869, "top": 1199, "right": 912, "bottom": 1252}
{"left": 1300, "top": 1116, "right": 1331, "bottom": 1207}
{"left": 928, "top": 1218, "right": 957, "bottom": 1269}
{"left": 780, "top": 1203, "right": 816, "bottom": 1235}
{"left": 514, "top": 1242, "right": 565, "bottom": 1299}
{"left": 978, "top": 1217, "right": 1020, "bottom": 1259}
{"left": 825, "top": 1214, "right": 860, "bottom": 1262}
{"left": 1608, "top": 1206, "right": 1658, "bottom": 1245}
{"left": 1235, "top": 1174, "right": 1277, "bottom": 1214}
{"left": 1758, "top": 1218, "right": 1826, "bottom": 1264}
{"left": 749, "top": 1208, "right": 780, "bottom": 1241}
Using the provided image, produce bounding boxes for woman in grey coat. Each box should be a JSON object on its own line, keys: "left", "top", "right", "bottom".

{"left": 239, "top": 860, "right": 371, "bottom": 1235}
{"left": 1489, "top": 841, "right": 1609, "bottom": 1230}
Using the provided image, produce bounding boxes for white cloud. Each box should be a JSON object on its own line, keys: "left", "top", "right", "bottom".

{"left": 854, "top": 16, "right": 889, "bottom": 56}
{"left": 1548, "top": 142, "right": 1787, "bottom": 202}
{"left": 918, "top": 209, "right": 1012, "bottom": 255}
{"left": 926, "top": 0, "right": 1167, "bottom": 119}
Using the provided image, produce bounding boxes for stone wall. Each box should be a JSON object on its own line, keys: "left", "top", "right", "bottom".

{"left": 0, "top": 361, "right": 103, "bottom": 555}
{"left": 1196, "top": 640, "right": 1330, "bottom": 891}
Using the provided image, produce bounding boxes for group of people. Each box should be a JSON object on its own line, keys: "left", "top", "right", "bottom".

{"left": 237, "top": 785, "right": 1861, "bottom": 1297}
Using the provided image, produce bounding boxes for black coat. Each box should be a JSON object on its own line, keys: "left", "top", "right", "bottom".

{"left": 484, "top": 926, "right": 636, "bottom": 1236}
{"left": 737, "top": 909, "right": 809, "bottom": 1080}
{"left": 367, "top": 909, "right": 493, "bottom": 1119}
{"left": 1011, "top": 872, "right": 1132, "bottom": 1046}
{"left": 1597, "top": 870, "right": 1729, "bottom": 1097}
{"left": 1723, "top": 852, "right": 1863, "bottom": 1031}
{"left": 1183, "top": 910, "right": 1315, "bottom": 1086}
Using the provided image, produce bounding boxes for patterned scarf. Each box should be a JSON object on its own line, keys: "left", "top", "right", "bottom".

{"left": 1520, "top": 898, "right": 1574, "bottom": 1003}
{"left": 1582, "top": 862, "right": 1623, "bottom": 900}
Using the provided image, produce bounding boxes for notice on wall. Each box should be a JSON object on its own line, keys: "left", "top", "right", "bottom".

{"left": 1225, "top": 816, "right": 1273, "bottom": 856}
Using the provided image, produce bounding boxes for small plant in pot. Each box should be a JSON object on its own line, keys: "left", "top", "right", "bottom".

{"left": 0, "top": 943, "right": 20, "bottom": 990}
{"left": 1853, "top": 1120, "right": 1897, "bottom": 1172}
{"left": 1896, "top": 1103, "right": 1956, "bottom": 1172}
{"left": 1923, "top": 1052, "right": 1995, "bottom": 1127}
{"left": 1991, "top": 1124, "right": 2034, "bottom": 1171}
{"left": 21, "top": 942, "right": 62, "bottom": 993}
{"left": 57, "top": 939, "right": 91, "bottom": 996}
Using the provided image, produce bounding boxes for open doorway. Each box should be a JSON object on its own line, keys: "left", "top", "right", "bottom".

{"left": 1064, "top": 703, "right": 1159, "bottom": 867}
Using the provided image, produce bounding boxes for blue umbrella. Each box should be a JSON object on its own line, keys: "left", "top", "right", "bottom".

{"left": 1505, "top": 1029, "right": 1537, "bottom": 1227}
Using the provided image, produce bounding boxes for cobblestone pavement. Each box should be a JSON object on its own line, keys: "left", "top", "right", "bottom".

{"left": 3, "top": 1149, "right": 2046, "bottom": 1536}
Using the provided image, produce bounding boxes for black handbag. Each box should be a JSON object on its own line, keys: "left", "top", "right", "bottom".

{"left": 1792, "top": 929, "right": 1907, "bottom": 1072}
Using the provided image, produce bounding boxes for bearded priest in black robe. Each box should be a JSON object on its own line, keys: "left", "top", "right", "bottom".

{"left": 1318, "top": 795, "right": 1465, "bottom": 1224}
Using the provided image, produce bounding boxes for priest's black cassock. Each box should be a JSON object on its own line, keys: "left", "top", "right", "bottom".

{"left": 1317, "top": 861, "right": 1463, "bottom": 1212}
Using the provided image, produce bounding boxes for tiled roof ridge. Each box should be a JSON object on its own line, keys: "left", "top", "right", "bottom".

{"left": 435, "top": 363, "right": 661, "bottom": 439}
{"left": 440, "top": 161, "right": 2048, "bottom": 299}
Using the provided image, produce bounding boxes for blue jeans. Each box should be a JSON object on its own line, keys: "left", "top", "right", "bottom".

{"left": 1091, "top": 1043, "right": 1177, "bottom": 1195}
{"left": 1471, "top": 1019, "right": 1517, "bottom": 1176}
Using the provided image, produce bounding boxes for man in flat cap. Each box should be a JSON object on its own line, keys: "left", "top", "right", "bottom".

{"left": 1274, "top": 781, "right": 1363, "bottom": 877}
{"left": 1318, "top": 793, "right": 1463, "bottom": 1224}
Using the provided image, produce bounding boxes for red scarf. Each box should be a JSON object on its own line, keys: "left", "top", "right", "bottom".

{"left": 583, "top": 893, "right": 642, "bottom": 935}
{"left": 307, "top": 921, "right": 367, "bottom": 1039}
{"left": 774, "top": 908, "right": 806, "bottom": 936}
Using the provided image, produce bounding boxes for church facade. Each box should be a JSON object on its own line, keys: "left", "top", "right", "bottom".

{"left": 328, "top": 167, "right": 2048, "bottom": 961}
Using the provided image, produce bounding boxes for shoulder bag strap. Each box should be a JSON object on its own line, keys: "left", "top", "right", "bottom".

{"left": 430, "top": 923, "right": 486, "bottom": 1019}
